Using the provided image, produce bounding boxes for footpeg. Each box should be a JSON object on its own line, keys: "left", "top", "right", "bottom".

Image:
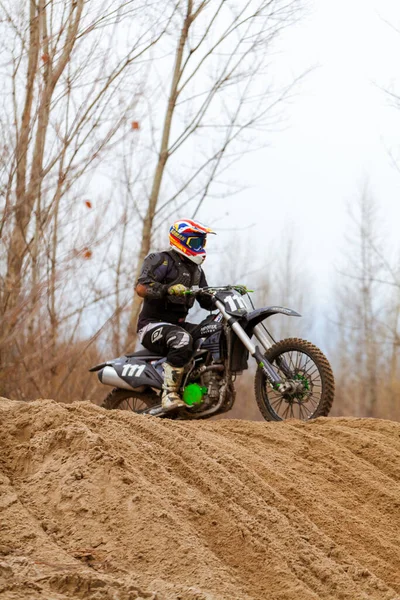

{"left": 143, "top": 405, "right": 166, "bottom": 417}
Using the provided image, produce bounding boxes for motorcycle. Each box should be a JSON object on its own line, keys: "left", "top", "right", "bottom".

{"left": 89, "top": 285, "right": 335, "bottom": 421}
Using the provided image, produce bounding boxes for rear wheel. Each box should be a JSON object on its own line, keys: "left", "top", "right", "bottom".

{"left": 254, "top": 338, "right": 335, "bottom": 421}
{"left": 101, "top": 388, "right": 159, "bottom": 413}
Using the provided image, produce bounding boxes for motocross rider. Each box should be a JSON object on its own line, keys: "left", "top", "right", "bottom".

{"left": 135, "top": 219, "right": 216, "bottom": 411}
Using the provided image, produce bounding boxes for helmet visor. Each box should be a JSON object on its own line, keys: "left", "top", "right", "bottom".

{"left": 186, "top": 235, "right": 206, "bottom": 251}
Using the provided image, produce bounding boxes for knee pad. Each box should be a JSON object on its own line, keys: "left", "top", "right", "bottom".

{"left": 166, "top": 330, "right": 193, "bottom": 366}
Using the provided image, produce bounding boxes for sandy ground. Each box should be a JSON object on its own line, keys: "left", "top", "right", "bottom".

{"left": 1, "top": 398, "right": 400, "bottom": 600}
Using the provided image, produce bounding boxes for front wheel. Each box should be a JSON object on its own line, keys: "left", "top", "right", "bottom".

{"left": 254, "top": 338, "right": 335, "bottom": 421}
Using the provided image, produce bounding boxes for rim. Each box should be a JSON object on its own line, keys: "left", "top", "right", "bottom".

{"left": 265, "top": 349, "right": 323, "bottom": 420}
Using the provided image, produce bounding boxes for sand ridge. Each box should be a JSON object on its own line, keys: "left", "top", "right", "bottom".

{"left": 1, "top": 398, "right": 400, "bottom": 599}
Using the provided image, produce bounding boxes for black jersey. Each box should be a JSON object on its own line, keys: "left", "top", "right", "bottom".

{"left": 136, "top": 249, "right": 213, "bottom": 330}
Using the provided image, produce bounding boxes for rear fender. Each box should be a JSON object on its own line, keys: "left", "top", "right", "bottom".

{"left": 89, "top": 362, "right": 108, "bottom": 372}
{"left": 89, "top": 354, "right": 127, "bottom": 372}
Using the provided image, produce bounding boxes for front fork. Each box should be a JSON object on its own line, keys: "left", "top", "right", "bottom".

{"left": 214, "top": 300, "right": 283, "bottom": 387}
{"left": 253, "top": 323, "right": 293, "bottom": 379}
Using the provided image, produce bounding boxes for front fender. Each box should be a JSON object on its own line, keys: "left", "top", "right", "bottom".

{"left": 244, "top": 306, "right": 301, "bottom": 336}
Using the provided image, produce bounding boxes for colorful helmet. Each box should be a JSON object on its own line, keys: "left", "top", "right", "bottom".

{"left": 169, "top": 219, "right": 216, "bottom": 264}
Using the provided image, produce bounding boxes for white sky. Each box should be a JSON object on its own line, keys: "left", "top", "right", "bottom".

{"left": 198, "top": 0, "right": 400, "bottom": 309}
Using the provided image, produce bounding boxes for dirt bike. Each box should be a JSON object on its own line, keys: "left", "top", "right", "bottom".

{"left": 90, "top": 285, "right": 335, "bottom": 421}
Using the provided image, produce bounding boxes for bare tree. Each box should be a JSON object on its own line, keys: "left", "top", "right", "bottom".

{"left": 0, "top": 0, "right": 304, "bottom": 401}
{"left": 0, "top": 2, "right": 173, "bottom": 333}
{"left": 0, "top": 0, "right": 176, "bottom": 397}
{"left": 331, "top": 190, "right": 396, "bottom": 417}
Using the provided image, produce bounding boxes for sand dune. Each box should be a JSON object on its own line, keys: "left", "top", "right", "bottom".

{"left": 1, "top": 398, "right": 400, "bottom": 600}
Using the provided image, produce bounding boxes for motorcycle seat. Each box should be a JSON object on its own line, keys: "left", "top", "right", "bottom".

{"left": 126, "top": 340, "right": 205, "bottom": 360}
{"left": 126, "top": 349, "right": 163, "bottom": 359}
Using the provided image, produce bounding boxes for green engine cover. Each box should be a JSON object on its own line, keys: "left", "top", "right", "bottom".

{"left": 182, "top": 383, "right": 208, "bottom": 406}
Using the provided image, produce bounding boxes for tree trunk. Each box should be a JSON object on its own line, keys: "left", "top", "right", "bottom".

{"left": 126, "top": 3, "right": 193, "bottom": 346}
{"left": 1, "top": 1, "right": 40, "bottom": 320}
{"left": 2, "top": 0, "right": 83, "bottom": 322}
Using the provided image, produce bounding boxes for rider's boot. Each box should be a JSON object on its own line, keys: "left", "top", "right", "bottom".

{"left": 161, "top": 362, "right": 186, "bottom": 411}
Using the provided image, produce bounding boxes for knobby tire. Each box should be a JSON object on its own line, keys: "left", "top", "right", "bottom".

{"left": 254, "top": 337, "right": 335, "bottom": 421}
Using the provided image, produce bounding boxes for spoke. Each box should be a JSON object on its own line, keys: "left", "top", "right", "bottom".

{"left": 270, "top": 395, "right": 285, "bottom": 410}
{"left": 271, "top": 401, "right": 282, "bottom": 414}
{"left": 117, "top": 395, "right": 148, "bottom": 413}
{"left": 298, "top": 404, "right": 306, "bottom": 420}
{"left": 305, "top": 395, "right": 319, "bottom": 408}
{"left": 288, "top": 351, "right": 296, "bottom": 372}
{"left": 269, "top": 391, "right": 281, "bottom": 402}
{"left": 270, "top": 392, "right": 284, "bottom": 405}
{"left": 305, "top": 366, "right": 320, "bottom": 379}
{"left": 299, "top": 353, "right": 307, "bottom": 372}
{"left": 300, "top": 403, "right": 313, "bottom": 417}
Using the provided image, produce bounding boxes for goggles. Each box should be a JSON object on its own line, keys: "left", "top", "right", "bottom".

{"left": 186, "top": 235, "right": 207, "bottom": 251}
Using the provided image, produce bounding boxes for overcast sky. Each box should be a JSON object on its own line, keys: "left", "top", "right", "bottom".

{"left": 198, "top": 0, "right": 400, "bottom": 310}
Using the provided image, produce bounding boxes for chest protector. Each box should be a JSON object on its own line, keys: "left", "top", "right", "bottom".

{"left": 167, "top": 251, "right": 201, "bottom": 308}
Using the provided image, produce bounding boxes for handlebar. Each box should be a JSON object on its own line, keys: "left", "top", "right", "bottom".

{"left": 184, "top": 285, "right": 253, "bottom": 296}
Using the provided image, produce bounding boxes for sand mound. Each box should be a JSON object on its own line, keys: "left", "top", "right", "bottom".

{"left": 1, "top": 398, "right": 400, "bottom": 600}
